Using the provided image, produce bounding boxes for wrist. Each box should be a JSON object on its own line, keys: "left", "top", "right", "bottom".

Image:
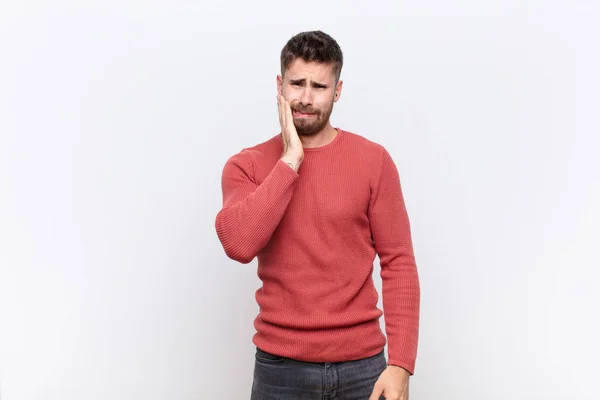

{"left": 387, "top": 364, "right": 411, "bottom": 376}
{"left": 280, "top": 154, "right": 302, "bottom": 172}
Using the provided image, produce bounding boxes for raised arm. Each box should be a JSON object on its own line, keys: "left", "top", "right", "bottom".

{"left": 215, "top": 154, "right": 299, "bottom": 263}
{"left": 215, "top": 95, "right": 304, "bottom": 263}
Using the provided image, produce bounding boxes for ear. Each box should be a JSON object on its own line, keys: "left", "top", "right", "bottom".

{"left": 333, "top": 79, "right": 343, "bottom": 103}
{"left": 277, "top": 75, "right": 283, "bottom": 96}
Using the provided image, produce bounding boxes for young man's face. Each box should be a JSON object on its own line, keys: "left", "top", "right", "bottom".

{"left": 277, "top": 58, "right": 343, "bottom": 136}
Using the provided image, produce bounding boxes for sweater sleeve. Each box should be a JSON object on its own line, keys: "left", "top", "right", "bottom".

{"left": 215, "top": 153, "right": 299, "bottom": 263}
{"left": 368, "top": 147, "right": 420, "bottom": 375}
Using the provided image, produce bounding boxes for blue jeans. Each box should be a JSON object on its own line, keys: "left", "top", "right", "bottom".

{"left": 250, "top": 347, "right": 387, "bottom": 399}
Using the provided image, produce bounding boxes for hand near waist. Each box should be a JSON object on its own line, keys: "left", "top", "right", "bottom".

{"left": 369, "top": 365, "right": 410, "bottom": 400}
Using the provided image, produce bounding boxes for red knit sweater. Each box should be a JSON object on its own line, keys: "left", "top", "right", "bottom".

{"left": 215, "top": 128, "right": 420, "bottom": 374}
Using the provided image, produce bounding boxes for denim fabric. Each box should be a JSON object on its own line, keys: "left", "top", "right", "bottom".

{"left": 250, "top": 347, "right": 387, "bottom": 399}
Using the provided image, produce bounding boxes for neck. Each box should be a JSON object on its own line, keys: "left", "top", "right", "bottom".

{"left": 300, "top": 124, "right": 338, "bottom": 149}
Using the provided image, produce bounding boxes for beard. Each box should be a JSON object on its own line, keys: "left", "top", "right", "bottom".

{"left": 292, "top": 100, "right": 334, "bottom": 136}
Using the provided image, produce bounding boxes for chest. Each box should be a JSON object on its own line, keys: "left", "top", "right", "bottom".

{"left": 287, "top": 159, "right": 372, "bottom": 226}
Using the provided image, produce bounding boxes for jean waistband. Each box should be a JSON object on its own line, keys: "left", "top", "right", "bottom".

{"left": 256, "top": 346, "right": 384, "bottom": 363}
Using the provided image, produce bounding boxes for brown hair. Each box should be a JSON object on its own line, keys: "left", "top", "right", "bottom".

{"left": 280, "top": 30, "right": 343, "bottom": 82}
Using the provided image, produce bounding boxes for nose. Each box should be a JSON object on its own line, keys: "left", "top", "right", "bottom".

{"left": 298, "top": 87, "right": 313, "bottom": 106}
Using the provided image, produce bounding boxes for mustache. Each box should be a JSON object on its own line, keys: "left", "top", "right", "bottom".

{"left": 291, "top": 105, "right": 318, "bottom": 114}
{"left": 289, "top": 99, "right": 318, "bottom": 114}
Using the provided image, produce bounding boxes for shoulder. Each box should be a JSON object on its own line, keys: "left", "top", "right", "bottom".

{"left": 222, "top": 134, "right": 282, "bottom": 175}
{"left": 339, "top": 128, "right": 392, "bottom": 162}
{"left": 338, "top": 129, "right": 401, "bottom": 190}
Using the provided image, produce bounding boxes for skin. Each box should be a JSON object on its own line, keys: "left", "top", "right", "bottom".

{"left": 277, "top": 58, "right": 343, "bottom": 171}
{"left": 369, "top": 366, "right": 411, "bottom": 400}
{"left": 276, "top": 58, "right": 412, "bottom": 399}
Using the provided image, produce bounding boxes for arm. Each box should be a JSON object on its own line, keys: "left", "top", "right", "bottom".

{"left": 368, "top": 147, "right": 420, "bottom": 375}
{"left": 216, "top": 95, "right": 304, "bottom": 264}
{"left": 215, "top": 154, "right": 299, "bottom": 263}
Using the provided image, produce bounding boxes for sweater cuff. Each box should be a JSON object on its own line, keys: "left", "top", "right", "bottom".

{"left": 387, "top": 359, "right": 415, "bottom": 376}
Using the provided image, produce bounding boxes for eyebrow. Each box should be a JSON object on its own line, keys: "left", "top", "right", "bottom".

{"left": 289, "top": 78, "right": 328, "bottom": 88}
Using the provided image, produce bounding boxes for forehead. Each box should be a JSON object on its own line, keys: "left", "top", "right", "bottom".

{"left": 285, "top": 58, "right": 336, "bottom": 82}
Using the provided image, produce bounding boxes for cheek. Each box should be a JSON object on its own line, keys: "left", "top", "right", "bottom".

{"left": 285, "top": 90, "right": 299, "bottom": 100}
{"left": 316, "top": 98, "right": 333, "bottom": 112}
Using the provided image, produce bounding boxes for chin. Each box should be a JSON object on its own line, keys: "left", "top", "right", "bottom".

{"left": 297, "top": 130, "right": 320, "bottom": 137}
{"left": 295, "top": 122, "right": 327, "bottom": 137}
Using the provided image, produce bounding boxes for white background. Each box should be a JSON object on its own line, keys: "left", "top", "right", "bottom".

{"left": 1, "top": 1, "right": 599, "bottom": 399}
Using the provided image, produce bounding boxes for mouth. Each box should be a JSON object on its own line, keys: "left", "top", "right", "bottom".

{"left": 293, "top": 110, "right": 316, "bottom": 118}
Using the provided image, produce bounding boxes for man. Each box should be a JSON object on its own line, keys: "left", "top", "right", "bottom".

{"left": 215, "top": 30, "right": 420, "bottom": 400}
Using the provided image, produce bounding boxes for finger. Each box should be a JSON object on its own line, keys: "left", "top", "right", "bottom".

{"left": 368, "top": 384, "right": 384, "bottom": 400}
{"left": 285, "top": 98, "right": 294, "bottom": 129}
{"left": 281, "top": 97, "right": 288, "bottom": 133}
{"left": 277, "top": 95, "right": 284, "bottom": 130}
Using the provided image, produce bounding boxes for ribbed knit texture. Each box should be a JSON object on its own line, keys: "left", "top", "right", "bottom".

{"left": 215, "top": 128, "right": 420, "bottom": 374}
